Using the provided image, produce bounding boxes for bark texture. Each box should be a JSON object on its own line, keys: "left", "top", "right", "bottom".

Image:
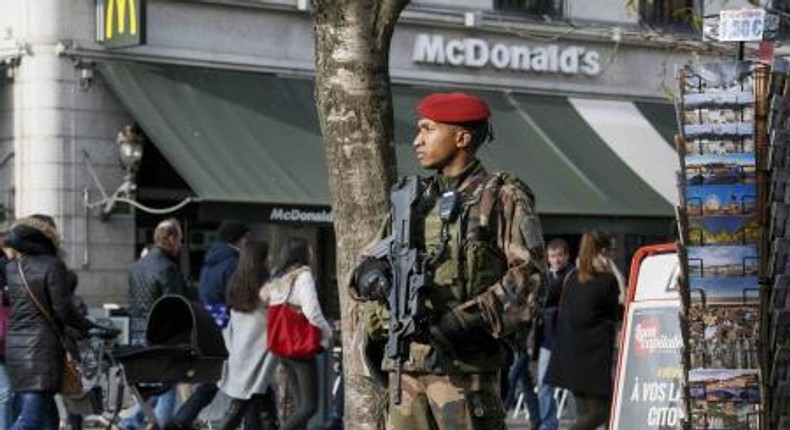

{"left": 312, "top": 1, "right": 409, "bottom": 428}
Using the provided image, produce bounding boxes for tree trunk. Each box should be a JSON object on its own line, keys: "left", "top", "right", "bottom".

{"left": 312, "top": 1, "right": 409, "bottom": 428}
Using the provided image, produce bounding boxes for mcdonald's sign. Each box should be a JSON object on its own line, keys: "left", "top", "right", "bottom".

{"left": 97, "top": 0, "right": 146, "bottom": 48}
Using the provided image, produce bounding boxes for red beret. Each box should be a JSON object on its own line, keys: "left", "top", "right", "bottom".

{"left": 417, "top": 92, "right": 490, "bottom": 123}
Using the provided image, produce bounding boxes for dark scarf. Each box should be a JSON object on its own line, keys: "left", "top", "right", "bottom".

{"left": 4, "top": 224, "right": 57, "bottom": 256}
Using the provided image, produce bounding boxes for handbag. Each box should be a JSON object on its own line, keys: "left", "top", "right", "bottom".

{"left": 17, "top": 262, "right": 84, "bottom": 396}
{"left": 266, "top": 272, "right": 321, "bottom": 360}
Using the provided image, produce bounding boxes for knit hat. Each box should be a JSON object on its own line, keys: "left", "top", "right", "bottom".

{"left": 218, "top": 220, "right": 249, "bottom": 244}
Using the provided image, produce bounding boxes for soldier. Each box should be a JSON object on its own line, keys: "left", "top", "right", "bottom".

{"left": 354, "top": 92, "right": 547, "bottom": 429}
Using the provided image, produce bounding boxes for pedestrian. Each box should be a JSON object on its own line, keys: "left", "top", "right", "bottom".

{"left": 503, "top": 348, "right": 540, "bottom": 429}
{"left": 0, "top": 231, "right": 13, "bottom": 430}
{"left": 3, "top": 215, "right": 93, "bottom": 430}
{"left": 534, "top": 238, "right": 574, "bottom": 430}
{"left": 122, "top": 218, "right": 188, "bottom": 430}
{"left": 351, "top": 92, "right": 547, "bottom": 429}
{"left": 199, "top": 220, "right": 250, "bottom": 327}
{"left": 259, "top": 236, "right": 332, "bottom": 430}
{"left": 215, "top": 240, "right": 278, "bottom": 430}
{"left": 546, "top": 231, "right": 623, "bottom": 430}
{"left": 167, "top": 220, "right": 250, "bottom": 429}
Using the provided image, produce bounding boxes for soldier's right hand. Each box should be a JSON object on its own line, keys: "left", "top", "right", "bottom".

{"left": 351, "top": 257, "right": 391, "bottom": 302}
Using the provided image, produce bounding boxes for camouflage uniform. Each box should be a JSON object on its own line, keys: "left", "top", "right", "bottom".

{"left": 362, "top": 158, "right": 547, "bottom": 430}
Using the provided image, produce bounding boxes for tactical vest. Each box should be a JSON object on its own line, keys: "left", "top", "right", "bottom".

{"left": 423, "top": 173, "right": 508, "bottom": 314}
{"left": 384, "top": 171, "right": 511, "bottom": 374}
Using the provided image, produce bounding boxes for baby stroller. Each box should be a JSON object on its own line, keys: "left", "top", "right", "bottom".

{"left": 112, "top": 295, "right": 229, "bottom": 429}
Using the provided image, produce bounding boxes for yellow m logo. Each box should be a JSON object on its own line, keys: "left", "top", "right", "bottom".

{"left": 105, "top": 0, "right": 138, "bottom": 39}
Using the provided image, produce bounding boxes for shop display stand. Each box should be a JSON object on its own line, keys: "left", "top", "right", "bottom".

{"left": 675, "top": 61, "right": 767, "bottom": 430}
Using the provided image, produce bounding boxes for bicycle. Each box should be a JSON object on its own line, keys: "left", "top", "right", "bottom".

{"left": 60, "top": 317, "right": 130, "bottom": 430}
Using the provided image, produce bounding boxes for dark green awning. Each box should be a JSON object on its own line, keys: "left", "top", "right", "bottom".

{"left": 98, "top": 61, "right": 674, "bottom": 217}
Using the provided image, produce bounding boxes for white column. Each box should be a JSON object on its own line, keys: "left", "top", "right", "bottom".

{"left": 9, "top": 0, "right": 137, "bottom": 306}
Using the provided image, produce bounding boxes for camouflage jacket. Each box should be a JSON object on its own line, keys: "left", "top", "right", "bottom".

{"left": 362, "top": 159, "right": 547, "bottom": 374}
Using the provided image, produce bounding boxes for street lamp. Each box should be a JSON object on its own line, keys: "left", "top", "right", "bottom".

{"left": 117, "top": 124, "right": 144, "bottom": 188}
{"left": 98, "top": 124, "right": 144, "bottom": 219}
{"left": 84, "top": 123, "right": 195, "bottom": 221}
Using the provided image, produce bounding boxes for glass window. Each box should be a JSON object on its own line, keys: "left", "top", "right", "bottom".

{"left": 494, "top": 0, "right": 563, "bottom": 19}
{"left": 640, "top": 0, "right": 696, "bottom": 30}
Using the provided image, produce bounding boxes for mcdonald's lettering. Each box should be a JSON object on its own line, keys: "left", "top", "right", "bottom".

{"left": 100, "top": 0, "right": 145, "bottom": 48}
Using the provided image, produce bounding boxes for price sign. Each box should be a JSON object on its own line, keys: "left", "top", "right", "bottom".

{"left": 719, "top": 9, "right": 766, "bottom": 42}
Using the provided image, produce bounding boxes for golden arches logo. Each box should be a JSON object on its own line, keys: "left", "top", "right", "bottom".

{"left": 105, "top": 0, "right": 138, "bottom": 39}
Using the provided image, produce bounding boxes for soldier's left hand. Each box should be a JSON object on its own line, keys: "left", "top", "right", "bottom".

{"left": 428, "top": 310, "right": 465, "bottom": 352}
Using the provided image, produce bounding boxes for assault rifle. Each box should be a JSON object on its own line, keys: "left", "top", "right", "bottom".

{"left": 356, "top": 176, "right": 459, "bottom": 404}
{"left": 361, "top": 176, "right": 429, "bottom": 405}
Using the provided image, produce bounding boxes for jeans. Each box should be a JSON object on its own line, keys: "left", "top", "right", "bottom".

{"left": 537, "top": 348, "right": 558, "bottom": 430}
{"left": 120, "top": 387, "right": 177, "bottom": 429}
{"left": 169, "top": 383, "right": 218, "bottom": 427}
{"left": 0, "top": 363, "right": 13, "bottom": 430}
{"left": 218, "top": 390, "right": 278, "bottom": 430}
{"left": 504, "top": 352, "right": 540, "bottom": 429}
{"left": 281, "top": 357, "right": 318, "bottom": 430}
{"left": 10, "top": 391, "right": 58, "bottom": 430}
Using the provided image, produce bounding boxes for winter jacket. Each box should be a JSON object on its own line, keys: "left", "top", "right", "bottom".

{"left": 198, "top": 242, "right": 239, "bottom": 305}
{"left": 537, "top": 264, "right": 574, "bottom": 352}
{"left": 6, "top": 255, "right": 91, "bottom": 392}
{"left": 218, "top": 308, "right": 278, "bottom": 400}
{"left": 128, "top": 247, "right": 188, "bottom": 345}
{"left": 545, "top": 256, "right": 623, "bottom": 397}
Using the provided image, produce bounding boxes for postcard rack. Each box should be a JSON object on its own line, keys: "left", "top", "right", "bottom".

{"left": 765, "top": 57, "right": 790, "bottom": 429}
{"left": 675, "top": 60, "right": 769, "bottom": 430}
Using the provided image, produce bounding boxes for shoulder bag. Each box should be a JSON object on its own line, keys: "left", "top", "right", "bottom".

{"left": 266, "top": 270, "right": 321, "bottom": 360}
{"left": 17, "top": 261, "right": 83, "bottom": 396}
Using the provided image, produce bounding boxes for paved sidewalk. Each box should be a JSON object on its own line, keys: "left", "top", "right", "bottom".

{"left": 506, "top": 415, "right": 578, "bottom": 429}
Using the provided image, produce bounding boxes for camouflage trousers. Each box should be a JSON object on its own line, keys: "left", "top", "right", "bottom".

{"left": 387, "top": 371, "right": 506, "bottom": 430}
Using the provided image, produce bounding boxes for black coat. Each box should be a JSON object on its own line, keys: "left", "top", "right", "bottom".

{"left": 128, "top": 247, "right": 188, "bottom": 344}
{"left": 5, "top": 255, "right": 90, "bottom": 392}
{"left": 545, "top": 270, "right": 621, "bottom": 397}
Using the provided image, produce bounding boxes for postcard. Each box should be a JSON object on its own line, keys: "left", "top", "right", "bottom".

{"left": 688, "top": 369, "right": 760, "bottom": 401}
{"left": 685, "top": 153, "right": 756, "bottom": 186}
{"left": 684, "top": 138, "right": 754, "bottom": 156}
{"left": 683, "top": 91, "right": 754, "bottom": 109}
{"left": 686, "top": 214, "right": 759, "bottom": 246}
{"left": 771, "top": 238, "right": 790, "bottom": 276}
{"left": 682, "top": 108, "right": 754, "bottom": 125}
{"left": 686, "top": 245, "right": 759, "bottom": 304}
{"left": 689, "top": 399, "right": 759, "bottom": 430}
{"left": 686, "top": 184, "right": 757, "bottom": 216}
{"left": 687, "top": 245, "right": 759, "bottom": 278}
{"left": 774, "top": 276, "right": 790, "bottom": 309}
{"left": 681, "top": 61, "right": 754, "bottom": 95}
{"left": 687, "top": 305, "right": 759, "bottom": 369}
{"left": 684, "top": 122, "right": 753, "bottom": 139}
{"left": 770, "top": 203, "right": 789, "bottom": 239}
